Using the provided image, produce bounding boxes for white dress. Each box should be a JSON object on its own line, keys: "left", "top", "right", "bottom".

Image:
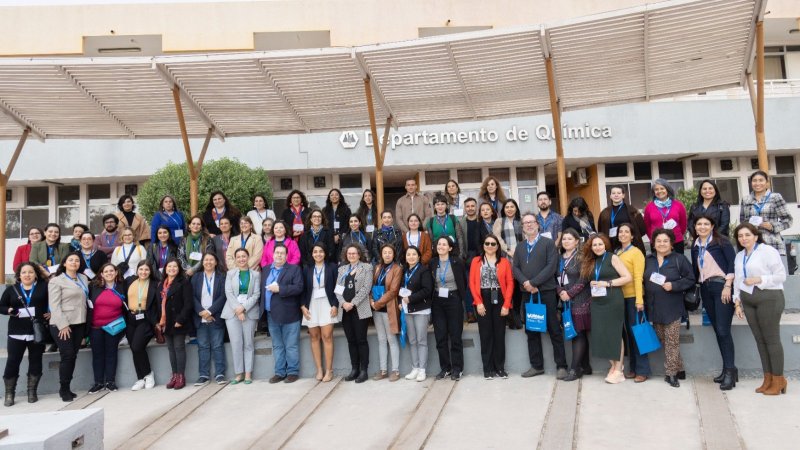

{"left": 303, "top": 268, "right": 339, "bottom": 327}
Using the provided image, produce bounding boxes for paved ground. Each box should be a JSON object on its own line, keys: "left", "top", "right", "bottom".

{"left": 0, "top": 373, "right": 797, "bottom": 449}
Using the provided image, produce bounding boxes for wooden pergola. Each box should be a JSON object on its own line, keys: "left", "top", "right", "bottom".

{"left": 0, "top": 0, "right": 768, "bottom": 275}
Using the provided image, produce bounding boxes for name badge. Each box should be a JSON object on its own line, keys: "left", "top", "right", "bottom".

{"left": 135, "top": 313, "right": 145, "bottom": 321}
{"left": 591, "top": 286, "right": 607, "bottom": 297}
{"left": 663, "top": 219, "right": 677, "bottom": 230}
{"left": 237, "top": 294, "right": 248, "bottom": 304}
{"left": 399, "top": 288, "right": 412, "bottom": 298}
{"left": 540, "top": 232, "right": 553, "bottom": 239}
{"left": 87, "top": 299, "right": 94, "bottom": 309}
{"left": 174, "top": 229, "right": 184, "bottom": 238}
{"left": 649, "top": 272, "right": 666, "bottom": 286}
{"left": 18, "top": 307, "right": 35, "bottom": 318}
{"left": 334, "top": 284, "right": 345, "bottom": 295}
{"left": 559, "top": 274, "right": 569, "bottom": 286}
{"left": 189, "top": 251, "right": 202, "bottom": 261}
{"left": 333, "top": 221, "right": 340, "bottom": 229}
{"left": 438, "top": 287, "right": 449, "bottom": 298}
{"left": 453, "top": 208, "right": 464, "bottom": 217}
{"left": 47, "top": 264, "right": 60, "bottom": 274}
{"left": 366, "top": 225, "right": 375, "bottom": 233}
{"left": 84, "top": 268, "right": 96, "bottom": 279}
{"left": 608, "top": 227, "right": 618, "bottom": 238}
{"left": 313, "top": 288, "right": 327, "bottom": 298}
{"left": 739, "top": 282, "right": 755, "bottom": 295}
{"left": 748, "top": 216, "right": 764, "bottom": 226}
{"left": 293, "top": 224, "right": 305, "bottom": 233}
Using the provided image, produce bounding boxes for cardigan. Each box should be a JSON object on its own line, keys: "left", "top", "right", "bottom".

{"left": 298, "top": 227, "right": 336, "bottom": 266}
{"left": 0, "top": 282, "right": 49, "bottom": 336}
{"left": 115, "top": 211, "right": 151, "bottom": 244}
{"left": 399, "top": 263, "right": 433, "bottom": 314}
{"left": 597, "top": 203, "right": 647, "bottom": 253}
{"left": 335, "top": 262, "right": 374, "bottom": 320}
{"left": 512, "top": 235, "right": 559, "bottom": 291}
{"left": 191, "top": 270, "right": 228, "bottom": 326}
{"left": 260, "top": 237, "right": 301, "bottom": 267}
{"left": 643, "top": 200, "right": 688, "bottom": 244}
{"left": 372, "top": 263, "right": 403, "bottom": 334}
{"left": 156, "top": 277, "right": 194, "bottom": 335}
{"left": 225, "top": 233, "right": 264, "bottom": 271}
{"left": 124, "top": 276, "right": 160, "bottom": 326}
{"left": 616, "top": 245, "right": 645, "bottom": 304}
{"left": 222, "top": 268, "right": 261, "bottom": 321}
{"left": 302, "top": 262, "right": 338, "bottom": 309}
{"left": 150, "top": 210, "right": 186, "bottom": 244}
{"left": 643, "top": 253, "right": 696, "bottom": 324}
{"left": 261, "top": 263, "right": 304, "bottom": 324}
{"left": 469, "top": 256, "right": 514, "bottom": 309}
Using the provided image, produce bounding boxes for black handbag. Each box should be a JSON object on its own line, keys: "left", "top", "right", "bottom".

{"left": 14, "top": 287, "right": 47, "bottom": 344}
{"left": 675, "top": 256, "right": 701, "bottom": 311}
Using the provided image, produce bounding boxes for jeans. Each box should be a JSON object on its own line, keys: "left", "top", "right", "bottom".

{"left": 268, "top": 314, "right": 300, "bottom": 377}
{"left": 624, "top": 297, "right": 651, "bottom": 375}
{"left": 373, "top": 311, "right": 399, "bottom": 372}
{"left": 477, "top": 289, "right": 506, "bottom": 373}
{"left": 3, "top": 337, "right": 45, "bottom": 379}
{"left": 126, "top": 319, "right": 154, "bottom": 380}
{"left": 523, "top": 289, "right": 567, "bottom": 370}
{"left": 50, "top": 324, "right": 85, "bottom": 384}
{"left": 341, "top": 309, "right": 370, "bottom": 371}
{"left": 198, "top": 320, "right": 227, "bottom": 378}
{"left": 89, "top": 327, "right": 123, "bottom": 384}
{"left": 405, "top": 313, "right": 430, "bottom": 371}
{"left": 166, "top": 334, "right": 187, "bottom": 374}
{"left": 432, "top": 293, "right": 464, "bottom": 373}
{"left": 701, "top": 281, "right": 736, "bottom": 369}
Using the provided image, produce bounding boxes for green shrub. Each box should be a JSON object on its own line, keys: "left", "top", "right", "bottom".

{"left": 138, "top": 158, "right": 272, "bottom": 220}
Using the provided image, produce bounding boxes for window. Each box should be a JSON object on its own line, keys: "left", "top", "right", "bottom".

{"left": 719, "top": 159, "right": 736, "bottom": 172}
{"left": 516, "top": 167, "right": 537, "bottom": 186}
{"left": 10, "top": 186, "right": 52, "bottom": 240}
{"left": 658, "top": 161, "right": 684, "bottom": 180}
{"left": 691, "top": 159, "right": 710, "bottom": 178}
{"left": 605, "top": 163, "right": 628, "bottom": 178}
{"left": 279, "top": 178, "right": 293, "bottom": 191}
{"left": 488, "top": 168, "right": 510, "bottom": 189}
{"left": 605, "top": 182, "right": 653, "bottom": 209}
{"left": 693, "top": 178, "right": 740, "bottom": 204}
{"left": 6, "top": 210, "right": 21, "bottom": 240}
{"left": 313, "top": 176, "right": 326, "bottom": 189}
{"left": 773, "top": 155, "right": 797, "bottom": 203}
{"left": 775, "top": 156, "right": 795, "bottom": 174}
{"left": 57, "top": 186, "right": 80, "bottom": 229}
{"left": 764, "top": 55, "right": 786, "bottom": 80}
{"left": 750, "top": 158, "right": 759, "bottom": 170}
{"left": 424, "top": 170, "right": 450, "bottom": 186}
{"left": 633, "top": 162, "right": 651, "bottom": 181}
{"left": 26, "top": 186, "right": 48, "bottom": 207}
{"left": 339, "top": 174, "right": 362, "bottom": 190}
{"left": 88, "top": 184, "right": 114, "bottom": 232}
{"left": 457, "top": 169, "right": 482, "bottom": 184}
{"left": 88, "top": 184, "right": 110, "bottom": 200}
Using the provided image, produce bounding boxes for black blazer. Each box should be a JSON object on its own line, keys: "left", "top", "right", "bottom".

{"left": 0, "top": 282, "right": 49, "bottom": 336}
{"left": 302, "top": 262, "right": 338, "bottom": 308}
{"left": 323, "top": 205, "right": 352, "bottom": 236}
{"left": 428, "top": 256, "right": 467, "bottom": 300}
{"left": 298, "top": 228, "right": 336, "bottom": 266}
{"left": 202, "top": 209, "right": 241, "bottom": 236}
{"left": 190, "top": 270, "right": 227, "bottom": 327}
{"left": 80, "top": 250, "right": 108, "bottom": 280}
{"left": 146, "top": 242, "right": 178, "bottom": 276}
{"left": 261, "top": 263, "right": 304, "bottom": 324}
{"left": 281, "top": 207, "right": 310, "bottom": 230}
{"left": 562, "top": 214, "right": 596, "bottom": 240}
{"left": 156, "top": 277, "right": 195, "bottom": 335}
{"left": 643, "top": 252, "right": 696, "bottom": 324}
{"left": 123, "top": 276, "right": 160, "bottom": 327}
{"left": 403, "top": 264, "right": 433, "bottom": 313}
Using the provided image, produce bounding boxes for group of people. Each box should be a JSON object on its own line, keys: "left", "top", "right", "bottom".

{"left": 1, "top": 170, "right": 792, "bottom": 406}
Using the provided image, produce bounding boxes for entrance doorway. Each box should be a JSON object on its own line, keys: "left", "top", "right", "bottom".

{"left": 371, "top": 171, "right": 420, "bottom": 213}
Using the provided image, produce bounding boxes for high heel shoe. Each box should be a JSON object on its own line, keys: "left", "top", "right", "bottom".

{"left": 665, "top": 375, "right": 680, "bottom": 388}
{"left": 755, "top": 373, "right": 773, "bottom": 393}
{"left": 719, "top": 368, "right": 737, "bottom": 391}
{"left": 763, "top": 376, "right": 787, "bottom": 395}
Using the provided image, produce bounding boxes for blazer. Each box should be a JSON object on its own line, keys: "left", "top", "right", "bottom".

{"left": 115, "top": 211, "right": 151, "bottom": 244}
{"left": 597, "top": 203, "right": 647, "bottom": 253}
{"left": 202, "top": 209, "right": 241, "bottom": 236}
{"left": 48, "top": 273, "right": 90, "bottom": 330}
{"left": 178, "top": 234, "right": 216, "bottom": 274}
{"left": 469, "top": 256, "right": 514, "bottom": 309}
{"left": 400, "top": 263, "right": 432, "bottom": 314}
{"left": 12, "top": 243, "right": 32, "bottom": 272}
{"left": 402, "top": 231, "right": 432, "bottom": 266}
{"left": 124, "top": 276, "right": 160, "bottom": 327}
{"left": 222, "top": 268, "right": 262, "bottom": 321}
{"left": 372, "top": 263, "right": 402, "bottom": 334}
{"left": 371, "top": 227, "right": 403, "bottom": 264}
{"left": 335, "top": 262, "right": 374, "bottom": 320}
{"left": 191, "top": 270, "right": 228, "bottom": 326}
{"left": 323, "top": 204, "right": 352, "bottom": 236}
{"left": 30, "top": 241, "right": 71, "bottom": 269}
{"left": 150, "top": 210, "right": 186, "bottom": 244}
{"left": 298, "top": 227, "right": 336, "bottom": 266}
{"left": 512, "top": 235, "right": 559, "bottom": 291}
{"left": 458, "top": 216, "right": 482, "bottom": 261}
{"left": 690, "top": 235, "right": 736, "bottom": 281}
{"left": 429, "top": 256, "right": 467, "bottom": 300}
{"left": 80, "top": 249, "right": 109, "bottom": 280}
{"left": 145, "top": 242, "right": 178, "bottom": 276}
{"left": 225, "top": 233, "right": 264, "bottom": 271}
{"left": 0, "top": 281, "right": 49, "bottom": 336}
{"left": 643, "top": 252, "right": 696, "bottom": 324}
{"left": 261, "top": 263, "right": 304, "bottom": 324}
{"left": 157, "top": 276, "right": 194, "bottom": 335}
{"left": 302, "top": 262, "right": 338, "bottom": 308}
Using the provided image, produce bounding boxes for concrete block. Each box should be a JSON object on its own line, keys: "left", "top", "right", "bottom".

{"left": 0, "top": 408, "right": 103, "bottom": 449}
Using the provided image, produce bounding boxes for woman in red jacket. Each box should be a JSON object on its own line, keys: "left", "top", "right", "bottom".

{"left": 469, "top": 234, "right": 514, "bottom": 380}
{"left": 13, "top": 228, "right": 43, "bottom": 271}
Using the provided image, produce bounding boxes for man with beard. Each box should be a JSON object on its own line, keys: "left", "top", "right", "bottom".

{"left": 535, "top": 192, "right": 563, "bottom": 247}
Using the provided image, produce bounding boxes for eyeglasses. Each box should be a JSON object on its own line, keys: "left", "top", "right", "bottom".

{"left": 483, "top": 242, "right": 498, "bottom": 247}
{"left": 522, "top": 221, "right": 536, "bottom": 225}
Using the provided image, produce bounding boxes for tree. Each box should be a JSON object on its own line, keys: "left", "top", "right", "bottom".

{"left": 137, "top": 158, "right": 272, "bottom": 220}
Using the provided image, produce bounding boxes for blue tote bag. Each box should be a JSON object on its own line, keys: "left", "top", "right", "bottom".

{"left": 632, "top": 311, "right": 661, "bottom": 355}
{"left": 399, "top": 309, "right": 407, "bottom": 348}
{"left": 562, "top": 301, "right": 577, "bottom": 341}
{"left": 525, "top": 293, "right": 547, "bottom": 333}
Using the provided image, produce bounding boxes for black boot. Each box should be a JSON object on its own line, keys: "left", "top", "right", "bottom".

{"left": 563, "top": 369, "right": 582, "bottom": 382}
{"left": 59, "top": 382, "right": 74, "bottom": 402}
{"left": 4, "top": 377, "right": 17, "bottom": 407}
{"left": 676, "top": 370, "right": 686, "bottom": 380}
{"left": 713, "top": 370, "right": 725, "bottom": 383}
{"left": 344, "top": 368, "right": 359, "bottom": 382}
{"left": 719, "top": 368, "right": 738, "bottom": 391}
{"left": 27, "top": 375, "right": 41, "bottom": 403}
{"left": 665, "top": 375, "right": 680, "bottom": 388}
{"left": 355, "top": 370, "right": 369, "bottom": 384}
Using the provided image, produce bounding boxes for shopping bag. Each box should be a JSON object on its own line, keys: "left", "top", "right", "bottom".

{"left": 562, "top": 301, "right": 577, "bottom": 341}
{"left": 632, "top": 311, "right": 661, "bottom": 355}
{"left": 525, "top": 293, "right": 547, "bottom": 333}
{"left": 399, "top": 309, "right": 407, "bottom": 348}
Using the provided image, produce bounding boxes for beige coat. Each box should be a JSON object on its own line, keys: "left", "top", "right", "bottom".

{"left": 115, "top": 211, "right": 151, "bottom": 244}
{"left": 48, "top": 273, "right": 90, "bottom": 330}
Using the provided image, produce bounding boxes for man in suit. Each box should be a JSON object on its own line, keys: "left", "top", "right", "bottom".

{"left": 262, "top": 245, "right": 304, "bottom": 383}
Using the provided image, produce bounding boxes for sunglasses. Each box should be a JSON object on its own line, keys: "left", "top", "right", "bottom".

{"left": 483, "top": 241, "right": 498, "bottom": 247}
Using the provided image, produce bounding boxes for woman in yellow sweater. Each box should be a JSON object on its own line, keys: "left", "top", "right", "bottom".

{"left": 616, "top": 223, "right": 650, "bottom": 382}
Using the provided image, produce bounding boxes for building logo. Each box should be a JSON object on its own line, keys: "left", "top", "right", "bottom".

{"left": 339, "top": 131, "right": 359, "bottom": 149}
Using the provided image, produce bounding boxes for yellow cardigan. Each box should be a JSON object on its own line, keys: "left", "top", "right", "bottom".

{"left": 617, "top": 246, "right": 645, "bottom": 304}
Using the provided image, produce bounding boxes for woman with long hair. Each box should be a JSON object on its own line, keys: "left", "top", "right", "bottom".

{"left": 87, "top": 263, "right": 127, "bottom": 394}
{"left": 203, "top": 191, "right": 241, "bottom": 236}
{"left": 688, "top": 180, "right": 731, "bottom": 239}
{"left": 370, "top": 243, "right": 403, "bottom": 381}
{"left": 478, "top": 176, "right": 507, "bottom": 215}
{"left": 557, "top": 229, "right": 592, "bottom": 382}
{"left": 356, "top": 189, "right": 379, "bottom": 240}
{"left": 301, "top": 243, "right": 339, "bottom": 382}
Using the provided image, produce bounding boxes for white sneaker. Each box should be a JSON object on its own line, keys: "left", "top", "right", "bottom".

{"left": 131, "top": 379, "right": 145, "bottom": 391}
{"left": 119, "top": 337, "right": 129, "bottom": 347}
{"left": 404, "top": 368, "right": 419, "bottom": 380}
{"left": 144, "top": 372, "right": 155, "bottom": 389}
{"left": 416, "top": 370, "right": 427, "bottom": 382}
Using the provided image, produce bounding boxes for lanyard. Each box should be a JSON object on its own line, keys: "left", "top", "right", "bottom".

{"left": 559, "top": 251, "right": 576, "bottom": 276}
{"left": 47, "top": 245, "right": 56, "bottom": 266}
{"left": 21, "top": 283, "right": 36, "bottom": 306}
{"left": 162, "top": 211, "right": 180, "bottom": 227}
{"left": 121, "top": 244, "right": 132, "bottom": 261}
{"left": 538, "top": 213, "right": 552, "bottom": 232}
{"left": 489, "top": 198, "right": 498, "bottom": 211}
{"left": 743, "top": 244, "right": 759, "bottom": 278}
{"left": 407, "top": 231, "right": 420, "bottom": 247}
{"left": 314, "top": 265, "right": 324, "bottom": 287}
{"left": 311, "top": 227, "right": 321, "bottom": 243}
{"left": 753, "top": 191, "right": 772, "bottom": 215}
{"left": 340, "top": 264, "right": 359, "bottom": 284}
{"left": 610, "top": 204, "right": 623, "bottom": 226}
{"left": 351, "top": 231, "right": 366, "bottom": 245}
{"left": 616, "top": 244, "right": 633, "bottom": 256}
{"left": 267, "top": 267, "right": 283, "bottom": 287}
{"left": 378, "top": 263, "right": 393, "bottom": 285}
{"left": 698, "top": 237, "right": 710, "bottom": 270}
{"left": 159, "top": 244, "right": 168, "bottom": 267}
{"left": 189, "top": 236, "right": 201, "bottom": 252}
{"left": 525, "top": 236, "right": 539, "bottom": 263}
{"left": 204, "top": 273, "right": 214, "bottom": 296}
{"left": 70, "top": 275, "right": 89, "bottom": 297}
{"left": 438, "top": 260, "right": 450, "bottom": 286}
{"left": 657, "top": 257, "right": 669, "bottom": 274}
{"left": 291, "top": 207, "right": 304, "bottom": 222}
{"left": 240, "top": 233, "right": 250, "bottom": 249}
{"left": 436, "top": 215, "right": 448, "bottom": 233}
{"left": 367, "top": 210, "right": 373, "bottom": 224}
{"left": 105, "top": 233, "right": 117, "bottom": 247}
{"left": 658, "top": 205, "right": 672, "bottom": 223}
{"left": 594, "top": 253, "right": 608, "bottom": 281}
{"left": 137, "top": 280, "right": 147, "bottom": 311}
{"left": 109, "top": 285, "right": 126, "bottom": 301}
{"left": 255, "top": 209, "right": 265, "bottom": 221}
{"left": 404, "top": 264, "right": 419, "bottom": 288}
{"left": 82, "top": 251, "right": 95, "bottom": 267}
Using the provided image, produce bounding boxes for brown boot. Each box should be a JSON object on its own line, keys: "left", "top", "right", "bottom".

{"left": 763, "top": 376, "right": 787, "bottom": 395}
{"left": 755, "top": 373, "right": 773, "bottom": 393}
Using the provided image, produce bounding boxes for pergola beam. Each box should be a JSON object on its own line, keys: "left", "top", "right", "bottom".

{"left": 57, "top": 66, "right": 136, "bottom": 138}
{"left": 544, "top": 57, "right": 569, "bottom": 217}
{"left": 155, "top": 62, "right": 226, "bottom": 142}
{"left": 255, "top": 61, "right": 311, "bottom": 133}
{"left": 754, "top": 20, "right": 768, "bottom": 171}
{"left": 364, "top": 77, "right": 392, "bottom": 213}
{"left": 0, "top": 101, "right": 45, "bottom": 142}
{"left": 0, "top": 128, "right": 30, "bottom": 276}
{"left": 172, "top": 86, "right": 201, "bottom": 216}
{"left": 446, "top": 42, "right": 477, "bottom": 120}
{"left": 355, "top": 53, "right": 399, "bottom": 130}
{"left": 643, "top": 10, "right": 650, "bottom": 101}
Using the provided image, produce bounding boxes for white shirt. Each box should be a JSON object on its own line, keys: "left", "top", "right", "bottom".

{"left": 247, "top": 209, "right": 277, "bottom": 235}
{"left": 733, "top": 244, "right": 785, "bottom": 300}
{"left": 201, "top": 272, "right": 215, "bottom": 310}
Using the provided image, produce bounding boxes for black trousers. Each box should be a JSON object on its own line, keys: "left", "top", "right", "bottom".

{"left": 89, "top": 327, "right": 123, "bottom": 384}
{"left": 341, "top": 309, "right": 369, "bottom": 371}
{"left": 4, "top": 337, "right": 45, "bottom": 379}
{"left": 477, "top": 289, "right": 506, "bottom": 373}
{"left": 126, "top": 319, "right": 154, "bottom": 379}
{"left": 50, "top": 324, "right": 86, "bottom": 384}
{"left": 432, "top": 293, "right": 464, "bottom": 373}
{"left": 523, "top": 289, "right": 567, "bottom": 370}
